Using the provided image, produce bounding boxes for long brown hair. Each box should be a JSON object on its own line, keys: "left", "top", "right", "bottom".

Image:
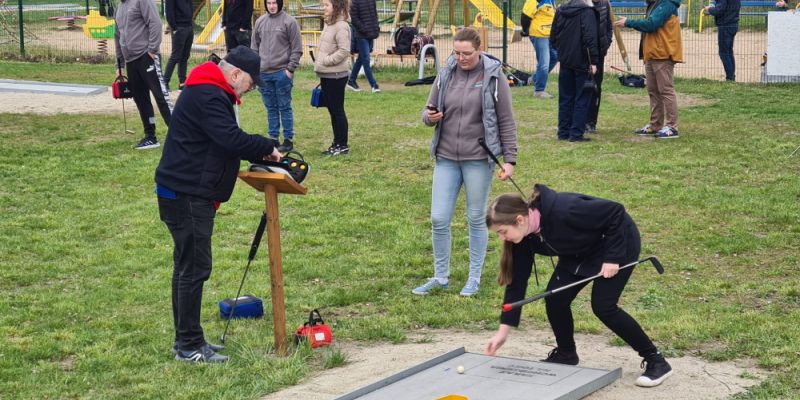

{"left": 324, "top": 0, "right": 350, "bottom": 24}
{"left": 453, "top": 27, "right": 481, "bottom": 51}
{"left": 486, "top": 188, "right": 541, "bottom": 285}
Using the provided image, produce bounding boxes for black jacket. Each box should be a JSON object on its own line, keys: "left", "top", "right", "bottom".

{"left": 593, "top": 0, "right": 613, "bottom": 57}
{"left": 165, "top": 0, "right": 193, "bottom": 29}
{"left": 499, "top": 184, "right": 641, "bottom": 327}
{"left": 549, "top": 0, "right": 600, "bottom": 71}
{"left": 350, "top": 0, "right": 380, "bottom": 39}
{"left": 706, "top": 0, "right": 740, "bottom": 28}
{"left": 222, "top": 0, "right": 253, "bottom": 30}
{"left": 155, "top": 62, "right": 275, "bottom": 202}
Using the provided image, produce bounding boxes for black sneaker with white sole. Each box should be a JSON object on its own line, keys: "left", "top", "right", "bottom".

{"left": 540, "top": 347, "right": 579, "bottom": 365}
{"left": 635, "top": 352, "right": 673, "bottom": 387}
{"left": 134, "top": 136, "right": 160, "bottom": 150}
{"left": 172, "top": 341, "right": 224, "bottom": 355}
{"left": 175, "top": 344, "right": 229, "bottom": 363}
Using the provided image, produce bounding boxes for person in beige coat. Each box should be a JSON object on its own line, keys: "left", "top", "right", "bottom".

{"left": 315, "top": 0, "right": 351, "bottom": 156}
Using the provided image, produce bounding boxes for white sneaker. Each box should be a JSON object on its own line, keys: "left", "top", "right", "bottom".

{"left": 371, "top": 85, "right": 381, "bottom": 93}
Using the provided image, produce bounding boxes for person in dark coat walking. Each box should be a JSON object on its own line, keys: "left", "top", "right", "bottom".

{"left": 586, "top": 0, "right": 613, "bottom": 133}
{"left": 705, "top": 0, "right": 740, "bottom": 81}
{"left": 483, "top": 184, "right": 673, "bottom": 388}
{"left": 164, "top": 0, "right": 194, "bottom": 91}
{"left": 222, "top": 0, "right": 253, "bottom": 50}
{"left": 347, "top": 0, "right": 381, "bottom": 92}
{"left": 155, "top": 46, "right": 281, "bottom": 363}
{"left": 550, "top": 0, "right": 599, "bottom": 142}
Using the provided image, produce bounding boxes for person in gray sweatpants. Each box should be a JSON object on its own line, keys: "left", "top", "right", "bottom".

{"left": 115, "top": 0, "right": 173, "bottom": 150}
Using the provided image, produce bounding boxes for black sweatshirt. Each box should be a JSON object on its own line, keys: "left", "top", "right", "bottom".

{"left": 549, "top": 0, "right": 600, "bottom": 70}
{"left": 165, "top": 0, "right": 193, "bottom": 29}
{"left": 222, "top": 0, "right": 253, "bottom": 30}
{"left": 499, "top": 184, "right": 640, "bottom": 327}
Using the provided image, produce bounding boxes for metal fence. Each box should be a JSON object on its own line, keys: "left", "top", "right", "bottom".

{"left": 1, "top": 0, "right": 796, "bottom": 82}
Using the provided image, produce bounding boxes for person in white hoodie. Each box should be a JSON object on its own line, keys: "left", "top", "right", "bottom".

{"left": 115, "top": 0, "right": 173, "bottom": 150}
{"left": 252, "top": 0, "right": 303, "bottom": 152}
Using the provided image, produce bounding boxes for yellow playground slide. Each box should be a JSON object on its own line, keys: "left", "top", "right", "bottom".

{"left": 195, "top": 3, "right": 225, "bottom": 50}
{"left": 469, "top": 0, "right": 516, "bottom": 29}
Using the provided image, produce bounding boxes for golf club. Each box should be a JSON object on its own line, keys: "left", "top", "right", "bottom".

{"left": 477, "top": 138, "right": 526, "bottom": 198}
{"left": 121, "top": 97, "right": 134, "bottom": 135}
{"left": 220, "top": 212, "right": 268, "bottom": 344}
{"left": 501, "top": 256, "right": 665, "bottom": 312}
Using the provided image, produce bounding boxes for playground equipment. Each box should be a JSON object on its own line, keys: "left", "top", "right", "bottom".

{"left": 194, "top": 0, "right": 267, "bottom": 52}
{"left": 82, "top": 10, "right": 114, "bottom": 55}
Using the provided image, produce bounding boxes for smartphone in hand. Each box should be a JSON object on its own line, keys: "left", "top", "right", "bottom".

{"left": 426, "top": 105, "right": 439, "bottom": 113}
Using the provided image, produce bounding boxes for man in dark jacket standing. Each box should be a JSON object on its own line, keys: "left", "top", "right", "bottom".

{"left": 164, "top": 0, "right": 194, "bottom": 91}
{"left": 115, "top": 0, "right": 173, "bottom": 150}
{"left": 155, "top": 46, "right": 281, "bottom": 363}
{"left": 222, "top": 0, "right": 253, "bottom": 50}
{"left": 347, "top": 0, "right": 381, "bottom": 92}
{"left": 705, "top": 0, "right": 740, "bottom": 81}
{"left": 550, "top": 0, "right": 599, "bottom": 142}
{"left": 586, "top": 0, "right": 612, "bottom": 134}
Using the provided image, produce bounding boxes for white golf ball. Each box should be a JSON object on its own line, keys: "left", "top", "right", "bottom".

{"left": 457, "top": 365, "right": 465, "bottom": 374}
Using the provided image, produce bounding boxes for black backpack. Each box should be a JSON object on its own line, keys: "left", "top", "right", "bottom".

{"left": 393, "top": 26, "right": 418, "bottom": 55}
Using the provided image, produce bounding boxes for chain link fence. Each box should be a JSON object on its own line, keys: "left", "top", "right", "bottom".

{"left": 1, "top": 0, "right": 797, "bottom": 82}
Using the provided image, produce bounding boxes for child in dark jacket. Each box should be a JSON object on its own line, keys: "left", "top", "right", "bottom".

{"left": 483, "top": 184, "right": 673, "bottom": 387}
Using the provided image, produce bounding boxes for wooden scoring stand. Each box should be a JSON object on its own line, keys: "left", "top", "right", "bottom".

{"left": 237, "top": 171, "right": 307, "bottom": 356}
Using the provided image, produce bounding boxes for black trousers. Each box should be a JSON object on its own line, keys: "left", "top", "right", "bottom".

{"left": 544, "top": 232, "right": 658, "bottom": 358}
{"left": 224, "top": 29, "right": 251, "bottom": 51}
{"left": 586, "top": 58, "right": 605, "bottom": 128}
{"left": 158, "top": 194, "right": 216, "bottom": 351}
{"left": 164, "top": 26, "right": 194, "bottom": 88}
{"left": 126, "top": 54, "right": 172, "bottom": 137}
{"left": 320, "top": 76, "right": 349, "bottom": 146}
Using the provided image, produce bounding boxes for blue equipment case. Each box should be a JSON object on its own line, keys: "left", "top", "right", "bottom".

{"left": 219, "top": 295, "right": 264, "bottom": 320}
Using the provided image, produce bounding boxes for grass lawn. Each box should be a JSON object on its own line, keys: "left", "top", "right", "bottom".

{"left": 1, "top": 60, "right": 799, "bottom": 399}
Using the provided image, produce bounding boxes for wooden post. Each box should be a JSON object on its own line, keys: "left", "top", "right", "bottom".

{"left": 264, "top": 185, "right": 287, "bottom": 356}
{"left": 480, "top": 26, "right": 488, "bottom": 51}
{"left": 238, "top": 171, "right": 307, "bottom": 357}
{"left": 463, "top": 0, "right": 470, "bottom": 26}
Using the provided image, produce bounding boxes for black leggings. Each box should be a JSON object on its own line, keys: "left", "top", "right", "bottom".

{"left": 320, "top": 76, "right": 348, "bottom": 146}
{"left": 545, "top": 263, "right": 658, "bottom": 358}
{"left": 126, "top": 54, "right": 173, "bottom": 137}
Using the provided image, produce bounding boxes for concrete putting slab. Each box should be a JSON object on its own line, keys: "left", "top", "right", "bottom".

{"left": 0, "top": 80, "right": 107, "bottom": 96}
{"left": 335, "top": 348, "right": 621, "bottom": 400}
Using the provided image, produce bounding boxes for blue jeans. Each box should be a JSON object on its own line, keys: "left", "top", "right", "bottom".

{"left": 718, "top": 26, "right": 737, "bottom": 81}
{"left": 557, "top": 67, "right": 592, "bottom": 140}
{"left": 431, "top": 157, "right": 494, "bottom": 281}
{"left": 349, "top": 37, "right": 378, "bottom": 88}
{"left": 259, "top": 70, "right": 294, "bottom": 140}
{"left": 530, "top": 36, "right": 558, "bottom": 93}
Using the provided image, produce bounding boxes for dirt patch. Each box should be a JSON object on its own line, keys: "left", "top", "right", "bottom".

{"left": 607, "top": 92, "right": 718, "bottom": 109}
{"left": 0, "top": 89, "right": 186, "bottom": 115}
{"left": 263, "top": 327, "right": 768, "bottom": 400}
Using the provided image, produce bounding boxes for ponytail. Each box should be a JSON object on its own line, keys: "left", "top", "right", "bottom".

{"left": 487, "top": 186, "right": 541, "bottom": 286}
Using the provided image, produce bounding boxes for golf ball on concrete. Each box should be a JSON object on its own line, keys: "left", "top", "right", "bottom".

{"left": 457, "top": 365, "right": 465, "bottom": 374}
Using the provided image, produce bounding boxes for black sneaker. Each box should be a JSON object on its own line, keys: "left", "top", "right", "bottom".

{"left": 540, "top": 347, "right": 579, "bottom": 365}
{"left": 346, "top": 81, "right": 362, "bottom": 92}
{"left": 278, "top": 139, "right": 293, "bottom": 152}
{"left": 585, "top": 124, "right": 597, "bottom": 134}
{"left": 175, "top": 344, "right": 229, "bottom": 363}
{"left": 134, "top": 136, "right": 160, "bottom": 150}
{"left": 333, "top": 144, "right": 349, "bottom": 156}
{"left": 635, "top": 352, "right": 673, "bottom": 387}
{"left": 171, "top": 341, "right": 225, "bottom": 355}
{"left": 569, "top": 137, "right": 592, "bottom": 142}
{"left": 321, "top": 144, "right": 338, "bottom": 156}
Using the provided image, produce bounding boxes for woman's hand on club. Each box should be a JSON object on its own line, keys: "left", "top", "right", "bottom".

{"left": 498, "top": 163, "right": 515, "bottom": 181}
{"left": 600, "top": 262, "right": 619, "bottom": 278}
{"left": 484, "top": 324, "right": 512, "bottom": 356}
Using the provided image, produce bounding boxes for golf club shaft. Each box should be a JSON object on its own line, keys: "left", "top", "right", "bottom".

{"left": 221, "top": 212, "right": 268, "bottom": 343}
{"left": 501, "top": 256, "right": 662, "bottom": 312}
{"left": 477, "top": 138, "right": 526, "bottom": 198}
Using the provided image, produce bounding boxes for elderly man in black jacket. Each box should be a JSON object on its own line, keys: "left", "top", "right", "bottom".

{"left": 550, "top": 0, "right": 599, "bottom": 143}
{"left": 155, "top": 46, "right": 281, "bottom": 363}
{"left": 347, "top": 0, "right": 381, "bottom": 92}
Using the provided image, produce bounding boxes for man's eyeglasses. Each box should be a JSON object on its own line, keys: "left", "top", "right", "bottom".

{"left": 452, "top": 50, "right": 477, "bottom": 59}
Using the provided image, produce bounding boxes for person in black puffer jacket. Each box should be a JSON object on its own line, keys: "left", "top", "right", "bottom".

{"left": 586, "top": 0, "right": 613, "bottom": 134}
{"left": 347, "top": 0, "right": 381, "bottom": 92}
{"left": 550, "top": 0, "right": 599, "bottom": 142}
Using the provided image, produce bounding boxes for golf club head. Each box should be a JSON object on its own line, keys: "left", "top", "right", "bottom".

{"left": 649, "top": 256, "right": 665, "bottom": 274}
